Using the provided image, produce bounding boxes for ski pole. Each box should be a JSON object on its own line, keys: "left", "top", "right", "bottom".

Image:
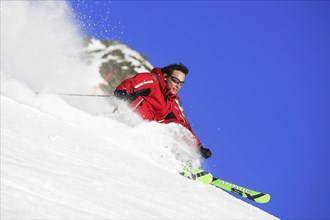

{"left": 57, "top": 93, "right": 112, "bottom": 97}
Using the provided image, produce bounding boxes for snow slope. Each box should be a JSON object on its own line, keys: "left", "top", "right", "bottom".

{"left": 1, "top": 93, "right": 276, "bottom": 219}
{"left": 1, "top": 1, "right": 277, "bottom": 219}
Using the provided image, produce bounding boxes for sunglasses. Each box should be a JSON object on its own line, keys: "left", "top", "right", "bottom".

{"left": 170, "top": 76, "right": 184, "bottom": 86}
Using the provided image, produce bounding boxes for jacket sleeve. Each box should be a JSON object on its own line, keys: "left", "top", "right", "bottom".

{"left": 114, "top": 73, "right": 156, "bottom": 101}
{"left": 162, "top": 108, "right": 202, "bottom": 148}
{"left": 114, "top": 73, "right": 163, "bottom": 121}
{"left": 184, "top": 122, "right": 202, "bottom": 148}
{"left": 174, "top": 100, "right": 202, "bottom": 148}
{"left": 176, "top": 119, "right": 203, "bottom": 148}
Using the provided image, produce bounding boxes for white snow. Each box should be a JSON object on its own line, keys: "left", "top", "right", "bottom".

{"left": 0, "top": 1, "right": 277, "bottom": 219}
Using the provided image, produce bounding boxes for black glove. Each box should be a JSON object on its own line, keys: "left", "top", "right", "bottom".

{"left": 114, "top": 88, "right": 151, "bottom": 103}
{"left": 200, "top": 146, "right": 212, "bottom": 159}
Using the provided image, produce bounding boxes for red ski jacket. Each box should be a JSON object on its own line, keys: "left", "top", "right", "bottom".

{"left": 115, "top": 68, "right": 202, "bottom": 147}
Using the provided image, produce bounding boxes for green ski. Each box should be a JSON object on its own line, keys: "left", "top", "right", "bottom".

{"left": 180, "top": 166, "right": 271, "bottom": 204}
{"left": 179, "top": 164, "right": 213, "bottom": 184}
{"left": 210, "top": 177, "right": 271, "bottom": 204}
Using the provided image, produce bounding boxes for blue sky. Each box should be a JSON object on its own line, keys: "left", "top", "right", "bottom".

{"left": 68, "top": 1, "right": 329, "bottom": 219}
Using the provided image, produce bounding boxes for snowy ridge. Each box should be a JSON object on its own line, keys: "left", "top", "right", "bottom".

{"left": 1, "top": 1, "right": 277, "bottom": 219}
{"left": 85, "top": 38, "right": 153, "bottom": 73}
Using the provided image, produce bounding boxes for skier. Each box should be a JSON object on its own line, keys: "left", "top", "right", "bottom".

{"left": 114, "top": 63, "right": 212, "bottom": 159}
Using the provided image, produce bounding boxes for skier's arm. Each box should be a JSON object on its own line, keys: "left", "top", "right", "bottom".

{"left": 114, "top": 88, "right": 151, "bottom": 103}
{"left": 185, "top": 122, "right": 212, "bottom": 159}
{"left": 114, "top": 73, "right": 154, "bottom": 103}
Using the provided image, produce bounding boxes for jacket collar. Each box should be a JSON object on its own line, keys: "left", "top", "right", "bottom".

{"left": 151, "top": 68, "right": 178, "bottom": 101}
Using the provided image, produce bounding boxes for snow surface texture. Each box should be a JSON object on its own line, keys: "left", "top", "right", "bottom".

{"left": 1, "top": 1, "right": 277, "bottom": 219}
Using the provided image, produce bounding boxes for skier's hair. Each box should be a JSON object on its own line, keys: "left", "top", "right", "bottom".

{"left": 161, "top": 63, "right": 189, "bottom": 76}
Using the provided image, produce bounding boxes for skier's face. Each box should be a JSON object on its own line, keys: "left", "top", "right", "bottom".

{"left": 164, "top": 70, "right": 186, "bottom": 94}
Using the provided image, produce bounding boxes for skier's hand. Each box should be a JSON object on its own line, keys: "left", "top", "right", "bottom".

{"left": 200, "top": 145, "right": 212, "bottom": 159}
{"left": 114, "top": 88, "right": 151, "bottom": 103}
{"left": 130, "top": 88, "right": 151, "bottom": 102}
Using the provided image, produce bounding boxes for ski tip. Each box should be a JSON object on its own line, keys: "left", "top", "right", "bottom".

{"left": 255, "top": 193, "right": 271, "bottom": 204}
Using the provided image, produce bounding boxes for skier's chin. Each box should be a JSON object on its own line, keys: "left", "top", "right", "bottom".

{"left": 171, "top": 89, "right": 178, "bottom": 94}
